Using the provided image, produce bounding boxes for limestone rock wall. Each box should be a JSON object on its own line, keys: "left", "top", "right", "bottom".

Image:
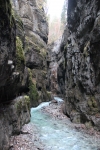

{"left": 47, "top": 39, "right": 65, "bottom": 97}
{"left": 0, "top": 0, "right": 16, "bottom": 101}
{"left": 0, "top": 96, "right": 30, "bottom": 150}
{"left": 47, "top": 42, "right": 59, "bottom": 95}
{"left": 57, "top": 27, "right": 68, "bottom": 96}
{"left": 0, "top": 0, "right": 29, "bottom": 102}
{"left": 12, "top": 0, "right": 50, "bottom": 106}
{"left": 63, "top": 0, "right": 100, "bottom": 130}
{"left": 0, "top": 0, "right": 49, "bottom": 149}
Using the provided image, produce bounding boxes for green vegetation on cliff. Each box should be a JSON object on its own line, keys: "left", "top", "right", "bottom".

{"left": 25, "top": 35, "right": 46, "bottom": 53}
{"left": 28, "top": 69, "right": 39, "bottom": 106}
{"left": 16, "top": 36, "right": 25, "bottom": 71}
{"left": 0, "top": 0, "right": 15, "bottom": 28}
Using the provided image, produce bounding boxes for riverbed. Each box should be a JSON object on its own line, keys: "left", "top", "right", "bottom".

{"left": 10, "top": 98, "right": 100, "bottom": 150}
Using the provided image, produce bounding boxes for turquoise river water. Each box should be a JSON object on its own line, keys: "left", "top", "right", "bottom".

{"left": 31, "top": 100, "right": 100, "bottom": 150}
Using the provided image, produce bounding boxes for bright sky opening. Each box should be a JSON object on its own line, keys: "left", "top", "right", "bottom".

{"left": 47, "top": 0, "right": 65, "bottom": 21}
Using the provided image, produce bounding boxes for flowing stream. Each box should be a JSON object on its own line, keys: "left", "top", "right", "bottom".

{"left": 31, "top": 98, "right": 100, "bottom": 150}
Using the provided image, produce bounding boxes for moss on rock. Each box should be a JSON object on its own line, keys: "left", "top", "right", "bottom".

{"left": 47, "top": 91, "right": 52, "bottom": 100}
{"left": 15, "top": 96, "right": 30, "bottom": 115}
{"left": 25, "top": 35, "right": 46, "bottom": 54}
{"left": 16, "top": 99, "right": 22, "bottom": 114}
{"left": 16, "top": 36, "right": 25, "bottom": 71}
{"left": 87, "top": 96, "right": 98, "bottom": 114}
{"left": 24, "top": 95, "right": 30, "bottom": 110}
{"left": 85, "top": 121, "right": 92, "bottom": 129}
{"left": 28, "top": 69, "right": 39, "bottom": 106}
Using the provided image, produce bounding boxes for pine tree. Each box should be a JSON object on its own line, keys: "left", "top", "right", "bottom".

{"left": 61, "top": 0, "right": 67, "bottom": 26}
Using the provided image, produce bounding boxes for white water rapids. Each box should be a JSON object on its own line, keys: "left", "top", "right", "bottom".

{"left": 31, "top": 97, "right": 100, "bottom": 150}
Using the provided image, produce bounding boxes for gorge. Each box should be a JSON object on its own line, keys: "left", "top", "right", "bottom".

{"left": 0, "top": 0, "right": 100, "bottom": 149}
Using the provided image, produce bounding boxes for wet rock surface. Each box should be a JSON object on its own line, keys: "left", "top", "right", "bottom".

{"left": 0, "top": 0, "right": 16, "bottom": 101}
{"left": 11, "top": 0, "right": 50, "bottom": 105}
{"left": 0, "top": 0, "right": 49, "bottom": 148}
{"left": 47, "top": 39, "right": 65, "bottom": 96}
{"left": 58, "top": 0, "right": 100, "bottom": 131}
{"left": 47, "top": 28, "right": 68, "bottom": 97}
{"left": 0, "top": 96, "right": 30, "bottom": 150}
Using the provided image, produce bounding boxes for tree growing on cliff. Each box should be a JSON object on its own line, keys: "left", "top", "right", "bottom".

{"left": 61, "top": 0, "right": 67, "bottom": 27}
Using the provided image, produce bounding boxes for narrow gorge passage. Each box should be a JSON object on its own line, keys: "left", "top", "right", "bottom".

{"left": 1, "top": 0, "right": 100, "bottom": 149}
{"left": 10, "top": 37, "right": 100, "bottom": 150}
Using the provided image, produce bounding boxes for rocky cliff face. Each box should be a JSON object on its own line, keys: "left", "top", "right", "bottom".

{"left": 11, "top": 0, "right": 50, "bottom": 106}
{"left": 57, "top": 27, "right": 68, "bottom": 96}
{"left": 47, "top": 41, "right": 60, "bottom": 95}
{"left": 0, "top": 0, "right": 16, "bottom": 101}
{"left": 0, "top": 96, "right": 30, "bottom": 150}
{"left": 47, "top": 39, "right": 65, "bottom": 96}
{"left": 62, "top": 0, "right": 100, "bottom": 131}
{"left": 0, "top": 1, "right": 30, "bottom": 149}
{"left": 47, "top": 27, "right": 68, "bottom": 97}
{"left": 0, "top": 0, "right": 30, "bottom": 101}
{"left": 0, "top": 0, "right": 49, "bottom": 149}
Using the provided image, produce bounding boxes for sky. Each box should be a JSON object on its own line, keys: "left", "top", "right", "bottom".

{"left": 47, "top": 0, "right": 65, "bottom": 21}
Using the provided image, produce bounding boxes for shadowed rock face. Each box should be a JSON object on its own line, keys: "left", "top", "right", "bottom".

{"left": 0, "top": 96, "right": 30, "bottom": 150}
{"left": 57, "top": 27, "right": 68, "bottom": 96}
{"left": 0, "top": 0, "right": 30, "bottom": 102}
{"left": 0, "top": 0, "right": 49, "bottom": 149}
{"left": 0, "top": 0, "right": 49, "bottom": 103}
{"left": 0, "top": 2, "right": 31, "bottom": 148}
{"left": 47, "top": 38, "right": 66, "bottom": 97}
{"left": 62, "top": 0, "right": 100, "bottom": 130}
{"left": 47, "top": 26, "right": 68, "bottom": 97}
{"left": 47, "top": 41, "right": 59, "bottom": 95}
{"left": 0, "top": 0, "right": 16, "bottom": 101}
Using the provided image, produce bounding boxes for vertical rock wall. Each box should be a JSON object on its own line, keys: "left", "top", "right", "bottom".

{"left": 0, "top": 0, "right": 49, "bottom": 149}
{"left": 0, "top": 0, "right": 16, "bottom": 101}
{"left": 0, "top": 96, "right": 30, "bottom": 150}
{"left": 57, "top": 28, "right": 68, "bottom": 96}
{"left": 47, "top": 27, "right": 68, "bottom": 97}
{"left": 63, "top": 0, "right": 100, "bottom": 130}
{"left": 0, "top": 0, "right": 29, "bottom": 102}
{"left": 0, "top": 1, "right": 30, "bottom": 149}
{"left": 12, "top": 0, "right": 50, "bottom": 106}
{"left": 47, "top": 41, "right": 61, "bottom": 95}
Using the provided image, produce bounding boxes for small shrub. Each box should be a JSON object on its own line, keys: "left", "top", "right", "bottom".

{"left": 24, "top": 96, "right": 30, "bottom": 110}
